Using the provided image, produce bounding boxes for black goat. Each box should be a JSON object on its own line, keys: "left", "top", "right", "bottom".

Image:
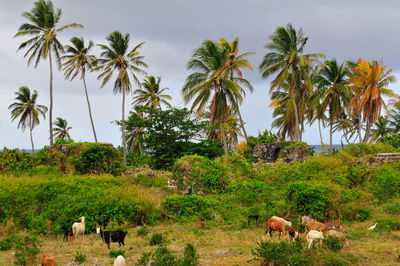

{"left": 96, "top": 227, "right": 127, "bottom": 249}
{"left": 63, "top": 229, "right": 74, "bottom": 241}
{"left": 247, "top": 215, "right": 260, "bottom": 225}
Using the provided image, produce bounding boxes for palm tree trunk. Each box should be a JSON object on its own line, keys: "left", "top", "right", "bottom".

{"left": 48, "top": 49, "right": 54, "bottom": 146}
{"left": 363, "top": 119, "right": 372, "bottom": 143}
{"left": 82, "top": 74, "right": 98, "bottom": 142}
{"left": 29, "top": 114, "right": 34, "bottom": 153}
{"left": 122, "top": 90, "right": 127, "bottom": 165}
{"left": 318, "top": 119, "right": 324, "bottom": 145}
{"left": 329, "top": 120, "right": 333, "bottom": 156}
{"left": 289, "top": 73, "right": 300, "bottom": 142}
{"left": 236, "top": 104, "right": 248, "bottom": 142}
{"left": 220, "top": 121, "right": 228, "bottom": 156}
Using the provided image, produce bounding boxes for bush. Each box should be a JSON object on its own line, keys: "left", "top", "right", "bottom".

{"left": 135, "top": 243, "right": 199, "bottom": 266}
{"left": 323, "top": 236, "right": 344, "bottom": 252}
{"left": 180, "top": 243, "right": 199, "bottom": 266}
{"left": 69, "top": 143, "right": 125, "bottom": 175}
{"left": 14, "top": 235, "right": 40, "bottom": 265}
{"left": 341, "top": 143, "right": 395, "bottom": 157}
{"left": 150, "top": 233, "right": 165, "bottom": 246}
{"left": 374, "top": 218, "right": 400, "bottom": 232}
{"left": 135, "top": 252, "right": 151, "bottom": 266}
{"left": 151, "top": 246, "right": 178, "bottom": 265}
{"left": 74, "top": 250, "right": 87, "bottom": 264}
{"left": 380, "top": 135, "right": 400, "bottom": 149}
{"left": 109, "top": 249, "right": 126, "bottom": 258}
{"left": 371, "top": 164, "right": 400, "bottom": 202}
{"left": 0, "top": 148, "right": 35, "bottom": 173}
{"left": 285, "top": 181, "right": 330, "bottom": 220}
{"left": 137, "top": 226, "right": 149, "bottom": 237}
{"left": 0, "top": 234, "right": 18, "bottom": 251}
{"left": 162, "top": 195, "right": 218, "bottom": 219}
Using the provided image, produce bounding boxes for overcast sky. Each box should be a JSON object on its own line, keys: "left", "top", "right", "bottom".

{"left": 1, "top": 0, "right": 400, "bottom": 149}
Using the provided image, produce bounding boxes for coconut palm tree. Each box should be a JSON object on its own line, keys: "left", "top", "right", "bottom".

{"left": 62, "top": 37, "right": 98, "bottom": 142}
{"left": 132, "top": 75, "right": 172, "bottom": 109}
{"left": 314, "top": 59, "right": 351, "bottom": 155}
{"left": 218, "top": 37, "right": 254, "bottom": 142}
{"left": 259, "top": 24, "right": 324, "bottom": 142}
{"left": 53, "top": 117, "right": 71, "bottom": 140}
{"left": 97, "top": 31, "right": 148, "bottom": 164}
{"left": 15, "top": 0, "right": 83, "bottom": 146}
{"left": 371, "top": 116, "right": 391, "bottom": 142}
{"left": 390, "top": 107, "right": 400, "bottom": 135}
{"left": 348, "top": 59, "right": 396, "bottom": 142}
{"left": 9, "top": 86, "right": 47, "bottom": 152}
{"left": 182, "top": 40, "right": 244, "bottom": 155}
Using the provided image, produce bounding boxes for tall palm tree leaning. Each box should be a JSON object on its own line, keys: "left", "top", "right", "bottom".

{"left": 132, "top": 75, "right": 172, "bottom": 109}
{"left": 218, "top": 37, "right": 254, "bottom": 142}
{"left": 53, "top": 117, "right": 72, "bottom": 140}
{"left": 9, "top": 87, "right": 47, "bottom": 152}
{"left": 15, "top": 0, "right": 83, "bottom": 146}
{"left": 62, "top": 37, "right": 98, "bottom": 142}
{"left": 97, "top": 31, "right": 148, "bottom": 164}
{"left": 348, "top": 59, "right": 396, "bottom": 142}
{"left": 314, "top": 59, "right": 350, "bottom": 155}
{"left": 182, "top": 40, "right": 244, "bottom": 155}
{"left": 259, "top": 24, "right": 324, "bottom": 142}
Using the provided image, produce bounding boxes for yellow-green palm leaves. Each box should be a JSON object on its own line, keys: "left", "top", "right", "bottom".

{"left": 53, "top": 117, "right": 72, "bottom": 140}
{"left": 97, "top": 31, "right": 148, "bottom": 164}
{"left": 62, "top": 37, "right": 98, "bottom": 142}
{"left": 15, "top": 0, "right": 83, "bottom": 146}
{"left": 9, "top": 87, "right": 47, "bottom": 152}
{"left": 348, "top": 59, "right": 396, "bottom": 142}
{"left": 133, "top": 76, "right": 172, "bottom": 109}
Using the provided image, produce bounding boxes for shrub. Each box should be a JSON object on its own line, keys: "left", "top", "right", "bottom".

{"left": 323, "top": 236, "right": 344, "bottom": 252}
{"left": 374, "top": 218, "right": 400, "bottom": 232}
{"left": 0, "top": 234, "right": 18, "bottom": 251}
{"left": 135, "top": 252, "right": 151, "bottom": 266}
{"left": 380, "top": 135, "right": 400, "bottom": 149}
{"left": 150, "top": 233, "right": 165, "bottom": 246}
{"left": 341, "top": 143, "right": 395, "bottom": 157}
{"left": 371, "top": 165, "right": 400, "bottom": 201}
{"left": 137, "top": 226, "right": 149, "bottom": 237}
{"left": 69, "top": 143, "right": 125, "bottom": 175}
{"left": 14, "top": 235, "right": 40, "bottom": 265}
{"left": 162, "top": 195, "right": 218, "bottom": 219}
{"left": 180, "top": 243, "right": 199, "bottom": 266}
{"left": 0, "top": 148, "right": 35, "bottom": 173}
{"left": 151, "top": 246, "right": 178, "bottom": 265}
{"left": 285, "top": 181, "right": 330, "bottom": 220}
{"left": 109, "top": 249, "right": 126, "bottom": 258}
{"left": 74, "top": 250, "right": 87, "bottom": 264}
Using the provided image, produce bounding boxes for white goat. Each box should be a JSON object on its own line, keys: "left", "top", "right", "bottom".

{"left": 114, "top": 255, "right": 126, "bottom": 266}
{"left": 271, "top": 216, "right": 292, "bottom": 227}
{"left": 307, "top": 230, "right": 324, "bottom": 249}
{"left": 72, "top": 216, "right": 85, "bottom": 237}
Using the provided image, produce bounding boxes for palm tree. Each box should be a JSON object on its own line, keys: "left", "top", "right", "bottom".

{"left": 371, "top": 116, "right": 391, "bottom": 142}
{"left": 348, "top": 59, "right": 396, "bottom": 142}
{"left": 218, "top": 37, "right": 254, "bottom": 142}
{"left": 53, "top": 117, "right": 71, "bottom": 140}
{"left": 182, "top": 40, "right": 244, "bottom": 155}
{"left": 15, "top": 0, "right": 83, "bottom": 146}
{"left": 390, "top": 106, "right": 400, "bottom": 135}
{"left": 132, "top": 75, "right": 172, "bottom": 109}
{"left": 9, "top": 86, "right": 47, "bottom": 152}
{"left": 62, "top": 37, "right": 98, "bottom": 142}
{"left": 314, "top": 59, "right": 351, "bottom": 155}
{"left": 259, "top": 24, "right": 324, "bottom": 142}
{"left": 97, "top": 31, "right": 148, "bottom": 164}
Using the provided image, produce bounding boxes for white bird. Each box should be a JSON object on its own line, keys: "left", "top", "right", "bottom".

{"left": 369, "top": 223, "right": 377, "bottom": 230}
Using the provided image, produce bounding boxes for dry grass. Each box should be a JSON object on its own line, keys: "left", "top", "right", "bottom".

{"left": 1, "top": 221, "right": 400, "bottom": 265}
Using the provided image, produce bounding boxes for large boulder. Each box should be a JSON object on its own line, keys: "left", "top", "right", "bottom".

{"left": 253, "top": 142, "right": 309, "bottom": 163}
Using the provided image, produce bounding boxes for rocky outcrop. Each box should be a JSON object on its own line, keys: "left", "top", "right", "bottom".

{"left": 253, "top": 142, "right": 308, "bottom": 163}
{"left": 373, "top": 153, "right": 400, "bottom": 163}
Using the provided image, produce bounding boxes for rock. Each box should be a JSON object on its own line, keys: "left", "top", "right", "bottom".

{"left": 253, "top": 142, "right": 308, "bottom": 163}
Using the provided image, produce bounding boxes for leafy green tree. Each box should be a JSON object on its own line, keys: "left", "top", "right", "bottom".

{"left": 314, "top": 59, "right": 351, "bottom": 155}
{"left": 53, "top": 117, "right": 71, "bottom": 140}
{"left": 62, "top": 37, "right": 98, "bottom": 142}
{"left": 132, "top": 75, "right": 172, "bottom": 109}
{"left": 97, "top": 31, "right": 148, "bottom": 164}
{"left": 15, "top": 0, "right": 83, "bottom": 146}
{"left": 371, "top": 116, "right": 391, "bottom": 142}
{"left": 183, "top": 40, "right": 244, "bottom": 155}
{"left": 123, "top": 107, "right": 223, "bottom": 169}
{"left": 9, "top": 87, "right": 47, "bottom": 152}
{"left": 259, "top": 24, "right": 324, "bottom": 142}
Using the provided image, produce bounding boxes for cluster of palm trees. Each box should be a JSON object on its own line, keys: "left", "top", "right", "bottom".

{"left": 260, "top": 24, "right": 398, "bottom": 155}
{"left": 9, "top": 0, "right": 400, "bottom": 160}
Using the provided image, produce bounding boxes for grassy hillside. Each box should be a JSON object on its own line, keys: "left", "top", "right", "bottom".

{"left": 1, "top": 145, "right": 400, "bottom": 265}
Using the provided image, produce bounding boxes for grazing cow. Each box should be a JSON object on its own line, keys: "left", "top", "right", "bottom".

{"left": 306, "top": 221, "right": 326, "bottom": 232}
{"left": 97, "top": 227, "right": 128, "bottom": 250}
{"left": 41, "top": 253, "right": 55, "bottom": 266}
{"left": 306, "top": 230, "right": 324, "bottom": 249}
{"left": 247, "top": 215, "right": 260, "bottom": 225}
{"left": 265, "top": 218, "right": 286, "bottom": 238}
{"left": 289, "top": 227, "right": 299, "bottom": 241}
